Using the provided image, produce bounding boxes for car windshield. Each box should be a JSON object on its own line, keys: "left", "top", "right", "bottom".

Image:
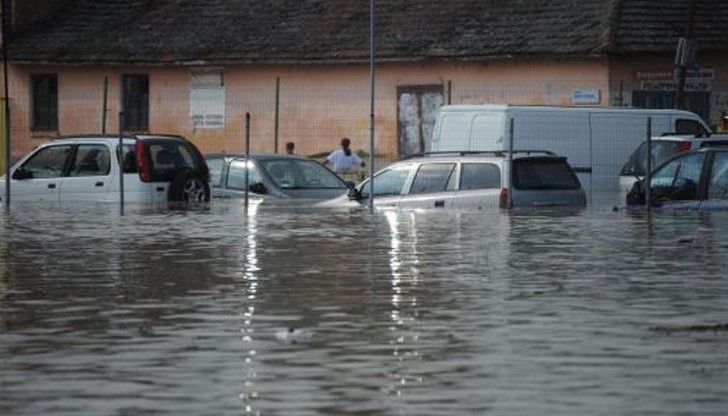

{"left": 260, "top": 159, "right": 347, "bottom": 190}
{"left": 513, "top": 158, "right": 581, "bottom": 190}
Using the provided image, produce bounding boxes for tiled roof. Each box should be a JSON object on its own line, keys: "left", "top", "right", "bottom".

{"left": 7, "top": 0, "right": 728, "bottom": 65}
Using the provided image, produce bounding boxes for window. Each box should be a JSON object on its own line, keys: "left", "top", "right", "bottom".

{"left": 13, "top": 145, "right": 70, "bottom": 179}
{"left": 708, "top": 152, "right": 728, "bottom": 200}
{"left": 69, "top": 144, "right": 110, "bottom": 177}
{"left": 206, "top": 157, "right": 225, "bottom": 187}
{"left": 409, "top": 163, "right": 455, "bottom": 194}
{"left": 650, "top": 152, "right": 705, "bottom": 201}
{"left": 361, "top": 165, "right": 413, "bottom": 198}
{"left": 675, "top": 118, "right": 709, "bottom": 136}
{"left": 227, "top": 159, "right": 263, "bottom": 190}
{"left": 190, "top": 71, "right": 225, "bottom": 129}
{"left": 122, "top": 74, "right": 149, "bottom": 131}
{"left": 460, "top": 163, "right": 501, "bottom": 190}
{"left": 513, "top": 159, "right": 581, "bottom": 190}
{"left": 31, "top": 74, "right": 58, "bottom": 131}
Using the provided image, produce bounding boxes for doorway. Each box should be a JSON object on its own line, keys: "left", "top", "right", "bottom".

{"left": 397, "top": 85, "right": 444, "bottom": 158}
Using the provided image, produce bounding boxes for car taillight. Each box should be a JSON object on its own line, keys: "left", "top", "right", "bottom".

{"left": 135, "top": 141, "right": 152, "bottom": 182}
{"left": 499, "top": 187, "right": 509, "bottom": 209}
{"left": 678, "top": 141, "right": 692, "bottom": 152}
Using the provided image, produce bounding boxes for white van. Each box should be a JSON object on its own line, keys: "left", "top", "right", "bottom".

{"left": 429, "top": 104, "right": 711, "bottom": 207}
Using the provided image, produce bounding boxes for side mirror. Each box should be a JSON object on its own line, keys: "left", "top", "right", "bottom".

{"left": 345, "top": 180, "right": 356, "bottom": 189}
{"left": 249, "top": 182, "right": 268, "bottom": 194}
{"left": 347, "top": 187, "right": 363, "bottom": 201}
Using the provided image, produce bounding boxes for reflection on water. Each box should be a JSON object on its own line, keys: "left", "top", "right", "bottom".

{"left": 1, "top": 202, "right": 728, "bottom": 415}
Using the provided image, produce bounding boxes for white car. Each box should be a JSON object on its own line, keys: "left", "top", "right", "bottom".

{"left": 320, "top": 151, "right": 586, "bottom": 209}
{"left": 0, "top": 134, "right": 210, "bottom": 206}
{"left": 618, "top": 134, "right": 728, "bottom": 203}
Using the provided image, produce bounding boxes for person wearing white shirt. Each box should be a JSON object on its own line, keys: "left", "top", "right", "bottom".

{"left": 324, "top": 137, "right": 365, "bottom": 173}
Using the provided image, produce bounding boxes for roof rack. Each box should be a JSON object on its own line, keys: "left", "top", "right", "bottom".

{"left": 414, "top": 150, "right": 555, "bottom": 158}
{"left": 51, "top": 133, "right": 136, "bottom": 141}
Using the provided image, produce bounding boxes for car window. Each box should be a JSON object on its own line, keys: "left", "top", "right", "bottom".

{"left": 675, "top": 119, "right": 708, "bottom": 136}
{"left": 620, "top": 141, "right": 685, "bottom": 176}
{"left": 650, "top": 152, "right": 705, "bottom": 201}
{"left": 708, "top": 152, "right": 728, "bottom": 200}
{"left": 409, "top": 163, "right": 455, "bottom": 194}
{"left": 206, "top": 157, "right": 225, "bottom": 187}
{"left": 120, "top": 145, "right": 138, "bottom": 173}
{"left": 149, "top": 143, "right": 199, "bottom": 173}
{"left": 360, "top": 165, "right": 413, "bottom": 198}
{"left": 272, "top": 159, "right": 347, "bottom": 189}
{"left": 13, "top": 145, "right": 71, "bottom": 179}
{"left": 460, "top": 162, "right": 501, "bottom": 190}
{"left": 513, "top": 159, "right": 581, "bottom": 190}
{"left": 69, "top": 144, "right": 110, "bottom": 177}
{"left": 227, "top": 159, "right": 263, "bottom": 190}
{"left": 263, "top": 160, "right": 297, "bottom": 188}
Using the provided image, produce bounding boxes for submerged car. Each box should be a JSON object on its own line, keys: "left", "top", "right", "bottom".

{"left": 0, "top": 134, "right": 210, "bottom": 206}
{"left": 320, "top": 151, "right": 586, "bottom": 209}
{"left": 618, "top": 133, "right": 728, "bottom": 202}
{"left": 626, "top": 147, "right": 728, "bottom": 210}
{"left": 204, "top": 153, "right": 352, "bottom": 202}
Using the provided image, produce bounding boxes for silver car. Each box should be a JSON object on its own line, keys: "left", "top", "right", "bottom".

{"left": 321, "top": 151, "right": 586, "bottom": 209}
{"left": 619, "top": 134, "right": 728, "bottom": 203}
{"left": 204, "top": 153, "right": 352, "bottom": 202}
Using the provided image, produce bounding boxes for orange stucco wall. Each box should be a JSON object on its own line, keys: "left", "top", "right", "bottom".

{"left": 5, "top": 58, "right": 614, "bottom": 161}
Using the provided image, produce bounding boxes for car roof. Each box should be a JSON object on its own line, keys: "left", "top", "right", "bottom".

{"left": 203, "top": 152, "right": 318, "bottom": 162}
{"left": 50, "top": 133, "right": 189, "bottom": 143}
{"left": 654, "top": 133, "right": 728, "bottom": 142}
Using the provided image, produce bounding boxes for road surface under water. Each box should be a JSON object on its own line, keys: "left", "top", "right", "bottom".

{"left": 1, "top": 201, "right": 727, "bottom": 415}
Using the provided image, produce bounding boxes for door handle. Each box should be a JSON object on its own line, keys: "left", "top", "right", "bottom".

{"left": 434, "top": 200, "right": 445, "bottom": 207}
{"left": 47, "top": 183, "right": 56, "bottom": 189}
{"left": 95, "top": 181, "right": 104, "bottom": 187}
{"left": 156, "top": 186, "right": 165, "bottom": 192}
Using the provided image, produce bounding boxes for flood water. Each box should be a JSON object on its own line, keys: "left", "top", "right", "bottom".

{"left": 1, "top": 201, "right": 728, "bottom": 415}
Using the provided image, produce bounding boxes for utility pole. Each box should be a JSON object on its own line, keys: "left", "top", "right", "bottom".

{"left": 674, "top": 0, "right": 696, "bottom": 110}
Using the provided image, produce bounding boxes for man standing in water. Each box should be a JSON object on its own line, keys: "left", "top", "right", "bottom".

{"left": 324, "top": 137, "right": 365, "bottom": 173}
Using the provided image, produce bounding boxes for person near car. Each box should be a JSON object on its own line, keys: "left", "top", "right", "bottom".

{"left": 324, "top": 137, "right": 365, "bottom": 173}
{"left": 285, "top": 142, "right": 295, "bottom": 155}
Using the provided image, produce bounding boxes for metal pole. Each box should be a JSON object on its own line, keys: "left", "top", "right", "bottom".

{"left": 102, "top": 76, "right": 108, "bottom": 134}
{"left": 118, "top": 112, "right": 124, "bottom": 214}
{"left": 244, "top": 112, "right": 250, "bottom": 211}
{"left": 274, "top": 77, "right": 280, "bottom": 153}
{"left": 367, "top": 0, "right": 375, "bottom": 210}
{"left": 3, "top": 0, "right": 11, "bottom": 206}
{"left": 645, "top": 117, "right": 652, "bottom": 212}
{"left": 507, "top": 118, "right": 514, "bottom": 209}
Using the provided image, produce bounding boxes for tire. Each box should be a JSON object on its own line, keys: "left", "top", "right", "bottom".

{"left": 168, "top": 170, "right": 210, "bottom": 204}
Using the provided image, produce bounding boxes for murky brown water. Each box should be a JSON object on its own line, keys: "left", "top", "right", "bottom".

{"left": 1, "top": 201, "right": 728, "bottom": 415}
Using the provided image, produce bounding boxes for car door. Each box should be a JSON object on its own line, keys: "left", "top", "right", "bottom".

{"left": 9, "top": 144, "right": 71, "bottom": 202}
{"left": 701, "top": 150, "right": 728, "bottom": 210}
{"left": 648, "top": 151, "right": 705, "bottom": 209}
{"left": 451, "top": 162, "right": 502, "bottom": 209}
{"left": 397, "top": 162, "right": 456, "bottom": 208}
{"left": 60, "top": 143, "right": 113, "bottom": 202}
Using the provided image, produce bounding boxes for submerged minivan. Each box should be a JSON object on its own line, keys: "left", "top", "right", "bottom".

{"left": 320, "top": 151, "right": 586, "bottom": 209}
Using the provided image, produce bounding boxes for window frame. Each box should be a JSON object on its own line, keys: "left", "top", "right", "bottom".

{"left": 31, "top": 73, "right": 58, "bottom": 131}
{"left": 122, "top": 74, "right": 150, "bottom": 132}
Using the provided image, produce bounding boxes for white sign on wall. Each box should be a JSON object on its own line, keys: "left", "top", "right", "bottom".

{"left": 572, "top": 88, "right": 601, "bottom": 105}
